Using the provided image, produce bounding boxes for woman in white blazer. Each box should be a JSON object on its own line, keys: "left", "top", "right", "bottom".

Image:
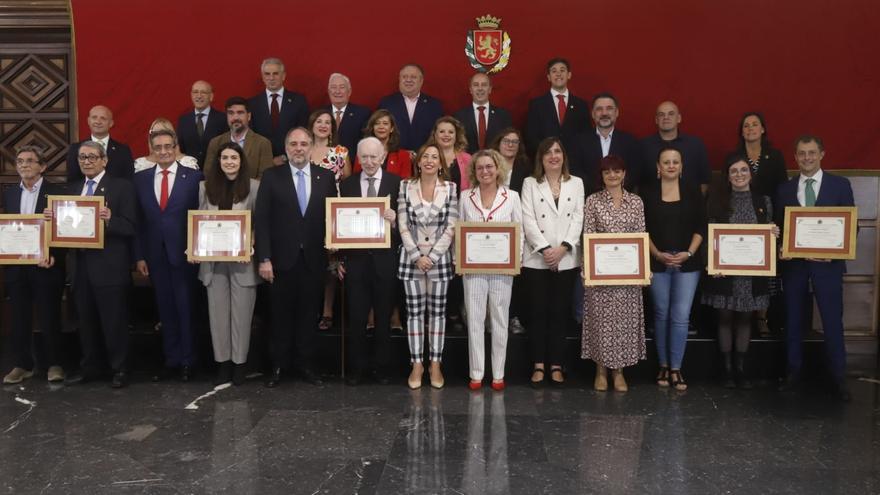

{"left": 459, "top": 149, "right": 523, "bottom": 391}
{"left": 520, "top": 137, "right": 585, "bottom": 387}
{"left": 198, "top": 142, "right": 261, "bottom": 386}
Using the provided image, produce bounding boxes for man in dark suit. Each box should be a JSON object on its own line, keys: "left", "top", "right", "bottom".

{"left": 525, "top": 57, "right": 590, "bottom": 157}
{"left": 67, "top": 105, "right": 133, "bottom": 183}
{"left": 177, "top": 80, "right": 228, "bottom": 169}
{"left": 378, "top": 63, "right": 443, "bottom": 151}
{"left": 2, "top": 146, "right": 66, "bottom": 384}
{"left": 248, "top": 57, "right": 309, "bottom": 166}
{"left": 777, "top": 135, "right": 855, "bottom": 402}
{"left": 640, "top": 101, "right": 711, "bottom": 194}
{"left": 255, "top": 127, "right": 338, "bottom": 387}
{"left": 64, "top": 141, "right": 138, "bottom": 388}
{"left": 571, "top": 92, "right": 643, "bottom": 192}
{"left": 322, "top": 72, "right": 371, "bottom": 163}
{"left": 133, "top": 130, "right": 203, "bottom": 381}
{"left": 453, "top": 72, "right": 512, "bottom": 153}
{"left": 337, "top": 137, "right": 401, "bottom": 385}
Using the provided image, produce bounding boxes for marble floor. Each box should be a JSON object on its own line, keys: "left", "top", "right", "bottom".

{"left": 1, "top": 373, "right": 879, "bottom": 494}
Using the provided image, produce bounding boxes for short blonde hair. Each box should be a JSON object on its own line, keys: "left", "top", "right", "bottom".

{"left": 468, "top": 149, "right": 507, "bottom": 187}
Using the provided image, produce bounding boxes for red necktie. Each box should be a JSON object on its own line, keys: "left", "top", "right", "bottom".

{"left": 159, "top": 169, "right": 170, "bottom": 211}
{"left": 270, "top": 93, "right": 280, "bottom": 130}
{"left": 477, "top": 105, "right": 487, "bottom": 150}
{"left": 556, "top": 94, "right": 566, "bottom": 125}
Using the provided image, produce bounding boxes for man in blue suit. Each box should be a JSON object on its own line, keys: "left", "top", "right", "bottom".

{"left": 525, "top": 58, "right": 590, "bottom": 157}
{"left": 378, "top": 63, "right": 443, "bottom": 151}
{"left": 133, "top": 129, "right": 203, "bottom": 381}
{"left": 322, "top": 72, "right": 371, "bottom": 163}
{"left": 777, "top": 135, "right": 855, "bottom": 402}
{"left": 248, "top": 57, "right": 310, "bottom": 166}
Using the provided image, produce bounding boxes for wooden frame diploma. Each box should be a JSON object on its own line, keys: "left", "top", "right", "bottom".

{"left": 187, "top": 210, "right": 251, "bottom": 262}
{"left": 454, "top": 222, "right": 521, "bottom": 275}
{"left": 781, "top": 206, "right": 858, "bottom": 260}
{"left": 0, "top": 215, "right": 49, "bottom": 265}
{"left": 707, "top": 224, "right": 776, "bottom": 276}
{"left": 325, "top": 197, "right": 391, "bottom": 249}
{"left": 582, "top": 232, "right": 650, "bottom": 286}
{"left": 47, "top": 195, "right": 104, "bottom": 248}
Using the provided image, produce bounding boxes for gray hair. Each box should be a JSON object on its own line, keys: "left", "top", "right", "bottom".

{"left": 261, "top": 57, "right": 285, "bottom": 73}
{"left": 357, "top": 136, "right": 383, "bottom": 155}
{"left": 328, "top": 73, "right": 351, "bottom": 88}
{"left": 78, "top": 140, "right": 107, "bottom": 158}
{"left": 16, "top": 145, "right": 46, "bottom": 164}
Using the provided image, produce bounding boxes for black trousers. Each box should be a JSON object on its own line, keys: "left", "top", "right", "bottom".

{"left": 75, "top": 274, "right": 130, "bottom": 373}
{"left": 269, "top": 257, "right": 322, "bottom": 371}
{"left": 522, "top": 267, "right": 577, "bottom": 366}
{"left": 344, "top": 255, "right": 394, "bottom": 374}
{"left": 7, "top": 267, "right": 64, "bottom": 370}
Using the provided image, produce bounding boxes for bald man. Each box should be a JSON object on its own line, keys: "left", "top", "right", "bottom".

{"left": 67, "top": 105, "right": 133, "bottom": 183}
{"left": 640, "top": 101, "right": 711, "bottom": 194}
{"left": 453, "top": 72, "right": 512, "bottom": 154}
{"left": 178, "top": 80, "right": 229, "bottom": 169}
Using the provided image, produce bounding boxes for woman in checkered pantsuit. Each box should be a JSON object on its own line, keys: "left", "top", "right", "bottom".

{"left": 397, "top": 143, "right": 459, "bottom": 389}
{"left": 459, "top": 150, "right": 523, "bottom": 391}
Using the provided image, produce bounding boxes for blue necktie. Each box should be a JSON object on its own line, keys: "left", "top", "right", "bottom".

{"left": 296, "top": 170, "right": 307, "bottom": 214}
{"left": 85, "top": 179, "right": 96, "bottom": 196}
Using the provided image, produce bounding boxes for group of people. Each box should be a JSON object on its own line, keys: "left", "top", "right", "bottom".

{"left": 2, "top": 57, "right": 856, "bottom": 402}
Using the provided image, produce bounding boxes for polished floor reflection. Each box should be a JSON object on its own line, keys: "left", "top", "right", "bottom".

{"left": 1, "top": 376, "right": 879, "bottom": 494}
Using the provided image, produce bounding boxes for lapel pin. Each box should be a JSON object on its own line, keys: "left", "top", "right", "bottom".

{"left": 100, "top": 187, "right": 105, "bottom": 192}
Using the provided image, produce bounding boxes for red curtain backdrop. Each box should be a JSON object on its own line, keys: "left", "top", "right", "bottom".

{"left": 70, "top": 0, "right": 879, "bottom": 170}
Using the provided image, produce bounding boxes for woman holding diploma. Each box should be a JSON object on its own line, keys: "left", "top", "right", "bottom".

{"left": 459, "top": 150, "right": 523, "bottom": 391}
{"left": 198, "top": 142, "right": 261, "bottom": 386}
{"left": 581, "top": 155, "right": 646, "bottom": 392}
{"left": 702, "top": 155, "right": 777, "bottom": 389}
{"left": 397, "top": 144, "right": 459, "bottom": 389}
{"left": 641, "top": 146, "right": 706, "bottom": 391}
{"left": 521, "top": 137, "right": 584, "bottom": 387}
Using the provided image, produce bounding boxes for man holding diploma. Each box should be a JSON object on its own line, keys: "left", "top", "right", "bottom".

{"left": 776, "top": 135, "right": 855, "bottom": 402}
{"left": 2, "top": 146, "right": 65, "bottom": 384}
{"left": 337, "top": 137, "right": 400, "bottom": 385}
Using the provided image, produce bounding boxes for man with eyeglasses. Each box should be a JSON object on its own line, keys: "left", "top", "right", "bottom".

{"left": 63, "top": 141, "right": 138, "bottom": 388}
{"left": 177, "top": 80, "right": 228, "bottom": 169}
{"left": 66, "top": 105, "right": 133, "bottom": 183}
{"left": 133, "top": 129, "right": 203, "bottom": 382}
{"left": 2, "top": 147, "right": 66, "bottom": 384}
{"left": 453, "top": 72, "right": 512, "bottom": 154}
{"left": 777, "top": 135, "right": 855, "bottom": 402}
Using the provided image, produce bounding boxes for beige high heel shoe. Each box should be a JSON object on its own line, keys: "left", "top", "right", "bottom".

{"left": 594, "top": 363, "right": 608, "bottom": 391}
{"left": 408, "top": 362, "right": 424, "bottom": 390}
{"left": 612, "top": 369, "right": 628, "bottom": 392}
{"left": 429, "top": 361, "right": 445, "bottom": 389}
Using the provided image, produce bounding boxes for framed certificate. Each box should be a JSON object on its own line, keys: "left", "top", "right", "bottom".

{"left": 187, "top": 210, "right": 251, "bottom": 262}
{"left": 455, "top": 222, "right": 521, "bottom": 275}
{"left": 0, "top": 214, "right": 49, "bottom": 265}
{"left": 707, "top": 224, "right": 776, "bottom": 276}
{"left": 781, "top": 206, "right": 858, "bottom": 260}
{"left": 325, "top": 197, "right": 391, "bottom": 249}
{"left": 47, "top": 195, "right": 104, "bottom": 248}
{"left": 582, "top": 232, "right": 650, "bottom": 286}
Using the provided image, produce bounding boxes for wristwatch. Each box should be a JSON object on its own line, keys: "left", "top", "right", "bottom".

{"left": 686, "top": 251, "right": 693, "bottom": 258}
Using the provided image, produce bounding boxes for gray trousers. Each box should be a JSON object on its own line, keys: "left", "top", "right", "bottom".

{"left": 206, "top": 263, "right": 257, "bottom": 364}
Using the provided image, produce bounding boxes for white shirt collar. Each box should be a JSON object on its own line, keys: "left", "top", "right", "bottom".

{"left": 20, "top": 176, "right": 43, "bottom": 193}
{"left": 403, "top": 93, "right": 421, "bottom": 103}
{"left": 596, "top": 128, "right": 615, "bottom": 140}
{"left": 361, "top": 168, "right": 383, "bottom": 182}
{"left": 799, "top": 168, "right": 823, "bottom": 184}
{"left": 289, "top": 162, "right": 312, "bottom": 176}
{"left": 266, "top": 88, "right": 283, "bottom": 99}
{"left": 155, "top": 162, "right": 179, "bottom": 177}
{"left": 472, "top": 101, "right": 490, "bottom": 111}
{"left": 91, "top": 135, "right": 109, "bottom": 145}
{"left": 85, "top": 170, "right": 106, "bottom": 185}
{"left": 550, "top": 88, "right": 569, "bottom": 99}
{"left": 194, "top": 107, "right": 210, "bottom": 116}
{"left": 331, "top": 104, "right": 348, "bottom": 114}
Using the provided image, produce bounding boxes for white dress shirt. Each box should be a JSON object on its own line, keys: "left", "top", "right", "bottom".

{"left": 80, "top": 170, "right": 106, "bottom": 196}
{"left": 360, "top": 168, "right": 383, "bottom": 197}
{"left": 404, "top": 94, "right": 420, "bottom": 123}
{"left": 194, "top": 108, "right": 210, "bottom": 126}
{"left": 153, "top": 162, "right": 179, "bottom": 203}
{"left": 550, "top": 89, "right": 569, "bottom": 122}
{"left": 266, "top": 89, "right": 283, "bottom": 112}
{"left": 797, "top": 168, "right": 824, "bottom": 206}
{"left": 19, "top": 177, "right": 43, "bottom": 214}
{"left": 230, "top": 129, "right": 249, "bottom": 148}
{"left": 472, "top": 101, "right": 491, "bottom": 126}
{"left": 90, "top": 135, "right": 110, "bottom": 151}
{"left": 290, "top": 162, "right": 313, "bottom": 202}
{"left": 597, "top": 128, "right": 614, "bottom": 157}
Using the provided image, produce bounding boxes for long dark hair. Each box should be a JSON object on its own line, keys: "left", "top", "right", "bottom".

{"left": 205, "top": 142, "right": 251, "bottom": 208}
{"left": 736, "top": 111, "right": 771, "bottom": 152}
{"left": 533, "top": 136, "right": 571, "bottom": 183}
{"left": 363, "top": 109, "right": 402, "bottom": 152}
{"left": 707, "top": 153, "right": 750, "bottom": 221}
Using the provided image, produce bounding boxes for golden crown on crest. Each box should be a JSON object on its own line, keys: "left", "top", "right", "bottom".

{"left": 475, "top": 15, "right": 501, "bottom": 29}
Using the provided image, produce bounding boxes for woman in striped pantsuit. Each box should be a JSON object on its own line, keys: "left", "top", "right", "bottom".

{"left": 398, "top": 144, "right": 459, "bottom": 389}
{"left": 459, "top": 150, "right": 523, "bottom": 391}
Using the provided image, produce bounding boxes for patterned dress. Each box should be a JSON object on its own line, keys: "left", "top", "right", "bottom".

{"left": 581, "top": 189, "right": 647, "bottom": 368}
{"left": 316, "top": 145, "right": 348, "bottom": 184}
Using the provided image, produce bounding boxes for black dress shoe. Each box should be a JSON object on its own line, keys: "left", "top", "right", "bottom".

{"left": 301, "top": 368, "right": 323, "bottom": 386}
{"left": 370, "top": 370, "right": 391, "bottom": 385}
{"left": 265, "top": 368, "right": 282, "bottom": 388}
{"left": 214, "top": 361, "right": 232, "bottom": 386}
{"left": 834, "top": 382, "right": 852, "bottom": 403}
{"left": 778, "top": 372, "right": 801, "bottom": 393}
{"left": 180, "top": 365, "right": 193, "bottom": 382}
{"left": 152, "top": 367, "right": 177, "bottom": 382}
{"left": 111, "top": 372, "right": 129, "bottom": 389}
{"left": 232, "top": 363, "right": 247, "bottom": 386}
{"left": 345, "top": 372, "right": 363, "bottom": 386}
{"left": 65, "top": 372, "right": 97, "bottom": 385}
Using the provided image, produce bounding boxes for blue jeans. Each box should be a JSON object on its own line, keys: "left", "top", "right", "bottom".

{"left": 650, "top": 267, "right": 700, "bottom": 369}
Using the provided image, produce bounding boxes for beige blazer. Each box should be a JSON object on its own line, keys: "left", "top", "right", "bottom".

{"left": 197, "top": 180, "right": 261, "bottom": 287}
{"left": 520, "top": 175, "right": 584, "bottom": 270}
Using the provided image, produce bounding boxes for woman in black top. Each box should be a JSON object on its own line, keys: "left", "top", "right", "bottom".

{"left": 702, "top": 154, "right": 779, "bottom": 389}
{"left": 641, "top": 146, "right": 706, "bottom": 391}
{"left": 490, "top": 127, "right": 532, "bottom": 193}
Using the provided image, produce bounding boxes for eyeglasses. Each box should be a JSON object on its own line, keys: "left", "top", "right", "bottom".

{"left": 15, "top": 158, "right": 39, "bottom": 166}
{"left": 78, "top": 154, "right": 102, "bottom": 162}
{"left": 501, "top": 138, "right": 520, "bottom": 146}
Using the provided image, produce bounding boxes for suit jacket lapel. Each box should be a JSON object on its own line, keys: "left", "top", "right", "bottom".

{"left": 305, "top": 167, "right": 324, "bottom": 214}
{"left": 537, "top": 179, "right": 559, "bottom": 214}
{"left": 281, "top": 165, "right": 304, "bottom": 219}
{"left": 166, "top": 164, "right": 191, "bottom": 210}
